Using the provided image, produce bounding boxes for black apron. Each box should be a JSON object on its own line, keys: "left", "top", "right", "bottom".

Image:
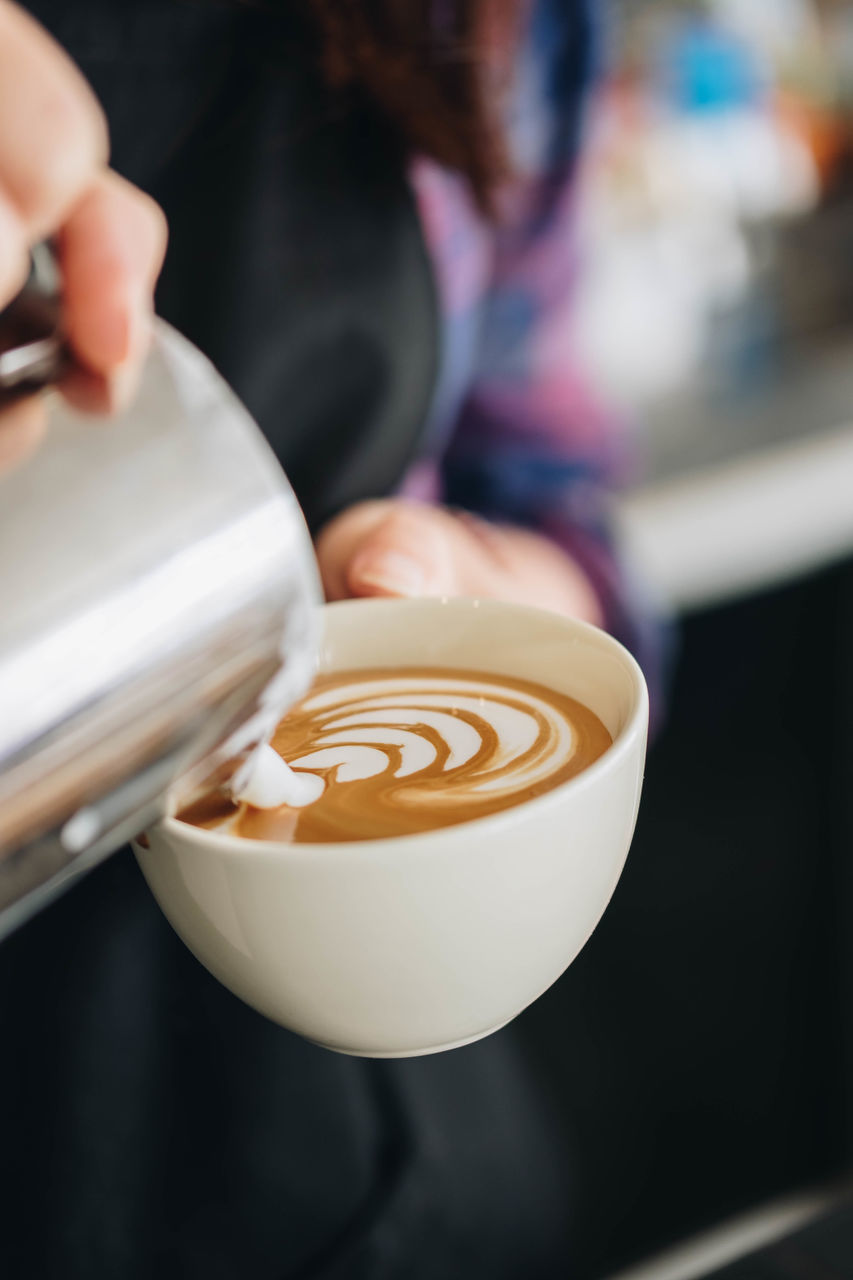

{"left": 0, "top": 4, "right": 573, "bottom": 1277}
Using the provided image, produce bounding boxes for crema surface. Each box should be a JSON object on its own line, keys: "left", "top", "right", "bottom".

{"left": 182, "top": 668, "right": 612, "bottom": 842}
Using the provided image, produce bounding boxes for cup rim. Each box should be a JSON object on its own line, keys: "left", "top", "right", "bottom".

{"left": 157, "top": 597, "right": 649, "bottom": 862}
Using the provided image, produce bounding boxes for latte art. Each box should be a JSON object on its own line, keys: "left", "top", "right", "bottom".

{"left": 181, "top": 667, "right": 612, "bottom": 842}
{"left": 288, "top": 676, "right": 577, "bottom": 793}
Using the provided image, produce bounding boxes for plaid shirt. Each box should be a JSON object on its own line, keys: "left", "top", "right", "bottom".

{"left": 404, "top": 0, "right": 661, "bottom": 692}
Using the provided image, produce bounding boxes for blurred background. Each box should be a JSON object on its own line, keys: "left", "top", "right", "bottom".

{"left": 593, "top": 0, "right": 853, "bottom": 608}
{"left": 511, "top": 2, "right": 853, "bottom": 1276}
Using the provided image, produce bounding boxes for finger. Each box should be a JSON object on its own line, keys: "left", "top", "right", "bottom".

{"left": 316, "top": 500, "right": 459, "bottom": 601}
{"left": 345, "top": 502, "right": 458, "bottom": 599}
{"left": 59, "top": 171, "right": 166, "bottom": 376}
{"left": 451, "top": 516, "right": 606, "bottom": 621}
{"left": 0, "top": 195, "right": 28, "bottom": 308}
{"left": 0, "top": 393, "right": 47, "bottom": 473}
{"left": 315, "top": 501, "right": 394, "bottom": 600}
{"left": 0, "top": 3, "right": 108, "bottom": 238}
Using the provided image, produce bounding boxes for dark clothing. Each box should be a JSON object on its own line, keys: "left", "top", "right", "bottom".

{"left": 0, "top": 4, "right": 573, "bottom": 1277}
{"left": 49, "top": 0, "right": 438, "bottom": 534}
{"left": 2, "top": 849, "right": 572, "bottom": 1279}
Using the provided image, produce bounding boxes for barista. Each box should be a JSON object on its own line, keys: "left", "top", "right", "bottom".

{"left": 0, "top": 2, "right": 650, "bottom": 1275}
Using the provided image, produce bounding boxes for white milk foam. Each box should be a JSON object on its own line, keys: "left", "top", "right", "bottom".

{"left": 233, "top": 743, "right": 325, "bottom": 808}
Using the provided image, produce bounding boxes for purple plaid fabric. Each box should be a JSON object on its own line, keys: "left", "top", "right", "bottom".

{"left": 403, "top": 0, "right": 662, "bottom": 688}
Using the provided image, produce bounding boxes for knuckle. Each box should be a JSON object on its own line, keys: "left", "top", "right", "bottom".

{"left": 16, "top": 89, "right": 107, "bottom": 227}
{"left": 0, "top": 1, "right": 108, "bottom": 226}
{"left": 378, "top": 503, "right": 433, "bottom": 544}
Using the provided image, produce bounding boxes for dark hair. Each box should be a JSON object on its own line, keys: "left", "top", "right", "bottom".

{"left": 307, "top": 1, "right": 517, "bottom": 214}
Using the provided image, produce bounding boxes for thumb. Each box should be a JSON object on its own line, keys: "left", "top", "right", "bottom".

{"left": 346, "top": 503, "right": 457, "bottom": 599}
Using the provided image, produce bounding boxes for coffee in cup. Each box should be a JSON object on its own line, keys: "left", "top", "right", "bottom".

{"left": 180, "top": 667, "right": 612, "bottom": 842}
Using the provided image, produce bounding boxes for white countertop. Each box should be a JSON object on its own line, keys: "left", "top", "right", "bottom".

{"left": 616, "top": 421, "right": 853, "bottom": 612}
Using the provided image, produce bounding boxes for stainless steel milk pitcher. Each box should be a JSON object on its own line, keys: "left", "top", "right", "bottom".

{"left": 0, "top": 255, "right": 321, "bottom": 937}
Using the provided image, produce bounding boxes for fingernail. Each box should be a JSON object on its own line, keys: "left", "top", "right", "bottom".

{"left": 96, "top": 289, "right": 151, "bottom": 369}
{"left": 351, "top": 551, "right": 426, "bottom": 596}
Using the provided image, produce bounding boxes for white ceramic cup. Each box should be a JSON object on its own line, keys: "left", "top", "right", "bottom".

{"left": 134, "top": 598, "right": 648, "bottom": 1057}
